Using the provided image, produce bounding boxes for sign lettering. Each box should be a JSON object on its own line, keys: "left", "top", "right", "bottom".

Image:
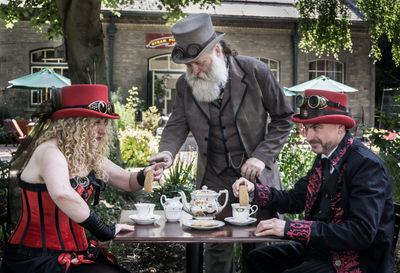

{"left": 146, "top": 33, "right": 176, "bottom": 49}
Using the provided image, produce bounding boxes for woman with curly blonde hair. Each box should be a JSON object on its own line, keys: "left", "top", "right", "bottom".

{"left": 35, "top": 117, "right": 113, "bottom": 181}
{"left": 1, "top": 85, "right": 165, "bottom": 273}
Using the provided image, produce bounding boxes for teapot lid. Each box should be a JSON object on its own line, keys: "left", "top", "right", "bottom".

{"left": 193, "top": 185, "right": 218, "bottom": 196}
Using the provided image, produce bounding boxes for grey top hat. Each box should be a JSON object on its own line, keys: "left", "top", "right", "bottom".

{"left": 171, "top": 13, "right": 225, "bottom": 64}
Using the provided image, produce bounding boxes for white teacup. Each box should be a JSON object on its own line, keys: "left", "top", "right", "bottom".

{"left": 231, "top": 203, "right": 258, "bottom": 222}
{"left": 135, "top": 203, "right": 155, "bottom": 219}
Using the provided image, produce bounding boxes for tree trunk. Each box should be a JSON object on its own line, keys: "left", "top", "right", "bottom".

{"left": 56, "top": 0, "right": 107, "bottom": 85}
{"left": 55, "top": 0, "right": 123, "bottom": 163}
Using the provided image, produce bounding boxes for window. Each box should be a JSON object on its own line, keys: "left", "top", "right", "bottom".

{"left": 308, "top": 60, "right": 344, "bottom": 82}
{"left": 149, "top": 54, "right": 185, "bottom": 71}
{"left": 29, "top": 48, "right": 68, "bottom": 106}
{"left": 30, "top": 89, "right": 50, "bottom": 105}
{"left": 257, "top": 58, "right": 280, "bottom": 81}
{"left": 148, "top": 54, "right": 185, "bottom": 115}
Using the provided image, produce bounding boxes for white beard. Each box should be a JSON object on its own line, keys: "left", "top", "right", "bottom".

{"left": 185, "top": 52, "right": 228, "bottom": 102}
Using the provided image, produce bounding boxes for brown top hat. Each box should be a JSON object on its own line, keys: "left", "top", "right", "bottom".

{"left": 171, "top": 13, "right": 225, "bottom": 64}
{"left": 291, "top": 89, "right": 355, "bottom": 129}
{"left": 51, "top": 84, "right": 120, "bottom": 119}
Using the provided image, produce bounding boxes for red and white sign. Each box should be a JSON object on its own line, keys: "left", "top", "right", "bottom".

{"left": 146, "top": 33, "right": 176, "bottom": 49}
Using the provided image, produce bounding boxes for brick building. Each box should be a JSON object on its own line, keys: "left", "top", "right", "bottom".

{"left": 0, "top": 0, "right": 374, "bottom": 129}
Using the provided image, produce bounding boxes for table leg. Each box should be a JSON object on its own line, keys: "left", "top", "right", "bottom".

{"left": 186, "top": 243, "right": 203, "bottom": 273}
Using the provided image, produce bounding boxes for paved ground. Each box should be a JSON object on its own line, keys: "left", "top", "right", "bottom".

{"left": 0, "top": 144, "right": 17, "bottom": 162}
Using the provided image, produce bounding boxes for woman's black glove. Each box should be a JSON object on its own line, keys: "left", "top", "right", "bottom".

{"left": 78, "top": 210, "right": 116, "bottom": 241}
{"left": 136, "top": 169, "right": 145, "bottom": 187}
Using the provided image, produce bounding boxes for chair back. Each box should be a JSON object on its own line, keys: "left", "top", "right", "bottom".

{"left": 3, "top": 119, "right": 17, "bottom": 134}
{"left": 11, "top": 119, "right": 26, "bottom": 138}
{"left": 394, "top": 203, "right": 400, "bottom": 249}
{"left": 16, "top": 120, "right": 30, "bottom": 136}
{"left": 2, "top": 119, "right": 27, "bottom": 146}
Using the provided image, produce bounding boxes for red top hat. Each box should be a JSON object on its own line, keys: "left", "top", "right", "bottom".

{"left": 51, "top": 84, "right": 120, "bottom": 119}
{"left": 291, "top": 89, "right": 355, "bottom": 129}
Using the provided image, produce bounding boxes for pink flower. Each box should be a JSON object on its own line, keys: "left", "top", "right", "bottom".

{"left": 382, "top": 131, "right": 398, "bottom": 141}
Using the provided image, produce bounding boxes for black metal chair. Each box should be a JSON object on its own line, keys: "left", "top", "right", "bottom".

{"left": 394, "top": 203, "right": 400, "bottom": 249}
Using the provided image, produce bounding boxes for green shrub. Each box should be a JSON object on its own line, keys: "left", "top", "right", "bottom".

{"left": 378, "top": 154, "right": 400, "bottom": 203}
{"left": 137, "top": 106, "right": 161, "bottom": 136}
{"left": 277, "top": 129, "right": 315, "bottom": 220}
{"left": 365, "top": 129, "right": 400, "bottom": 203}
{"left": 0, "top": 160, "right": 10, "bottom": 244}
{"left": 108, "top": 125, "right": 123, "bottom": 167}
{"left": 374, "top": 93, "right": 400, "bottom": 130}
{"left": 278, "top": 129, "right": 315, "bottom": 190}
{"left": 0, "top": 160, "right": 9, "bottom": 202}
{"left": 112, "top": 86, "right": 143, "bottom": 131}
{"left": 365, "top": 129, "right": 400, "bottom": 158}
{"left": 119, "top": 127, "right": 159, "bottom": 167}
{"left": 153, "top": 74, "right": 169, "bottom": 113}
{"left": 150, "top": 151, "right": 196, "bottom": 209}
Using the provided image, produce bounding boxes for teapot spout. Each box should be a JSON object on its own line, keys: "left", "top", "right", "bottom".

{"left": 179, "top": 191, "right": 190, "bottom": 213}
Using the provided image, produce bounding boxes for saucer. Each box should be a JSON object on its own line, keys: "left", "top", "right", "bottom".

{"left": 129, "top": 214, "right": 160, "bottom": 225}
{"left": 224, "top": 217, "right": 257, "bottom": 226}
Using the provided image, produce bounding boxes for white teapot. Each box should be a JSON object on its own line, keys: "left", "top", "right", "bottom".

{"left": 179, "top": 186, "right": 229, "bottom": 219}
{"left": 160, "top": 195, "right": 183, "bottom": 222}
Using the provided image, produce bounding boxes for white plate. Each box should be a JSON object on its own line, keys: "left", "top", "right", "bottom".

{"left": 183, "top": 219, "right": 225, "bottom": 230}
{"left": 129, "top": 214, "right": 161, "bottom": 225}
{"left": 224, "top": 217, "right": 257, "bottom": 226}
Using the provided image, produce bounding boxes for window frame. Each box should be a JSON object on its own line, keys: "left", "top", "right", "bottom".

{"left": 29, "top": 48, "right": 68, "bottom": 107}
{"left": 308, "top": 59, "right": 344, "bottom": 83}
{"left": 148, "top": 53, "right": 186, "bottom": 115}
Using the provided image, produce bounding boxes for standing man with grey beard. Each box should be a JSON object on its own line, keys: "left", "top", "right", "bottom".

{"left": 148, "top": 13, "right": 294, "bottom": 273}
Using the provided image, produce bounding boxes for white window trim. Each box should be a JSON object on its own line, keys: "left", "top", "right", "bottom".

{"left": 256, "top": 57, "right": 280, "bottom": 82}
{"left": 308, "top": 59, "right": 344, "bottom": 83}
{"left": 29, "top": 48, "right": 68, "bottom": 106}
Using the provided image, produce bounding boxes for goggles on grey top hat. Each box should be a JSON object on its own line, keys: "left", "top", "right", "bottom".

{"left": 171, "top": 13, "right": 225, "bottom": 64}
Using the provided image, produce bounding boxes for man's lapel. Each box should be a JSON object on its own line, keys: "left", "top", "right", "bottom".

{"left": 228, "top": 56, "right": 248, "bottom": 118}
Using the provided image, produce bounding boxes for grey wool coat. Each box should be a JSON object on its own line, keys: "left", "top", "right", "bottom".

{"left": 159, "top": 55, "right": 294, "bottom": 190}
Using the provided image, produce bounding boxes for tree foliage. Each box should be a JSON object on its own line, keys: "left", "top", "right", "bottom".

{"left": 295, "top": 0, "right": 400, "bottom": 66}
{"left": 295, "top": 0, "right": 352, "bottom": 60}
{"left": 2, "top": 0, "right": 399, "bottom": 66}
{"left": 0, "top": 0, "right": 62, "bottom": 40}
{"left": 0, "top": 0, "right": 219, "bottom": 39}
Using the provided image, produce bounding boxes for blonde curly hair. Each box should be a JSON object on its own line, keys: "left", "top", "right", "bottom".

{"left": 34, "top": 117, "right": 113, "bottom": 181}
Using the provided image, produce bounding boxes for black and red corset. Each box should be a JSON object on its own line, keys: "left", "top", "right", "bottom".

{"left": 8, "top": 171, "right": 105, "bottom": 256}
